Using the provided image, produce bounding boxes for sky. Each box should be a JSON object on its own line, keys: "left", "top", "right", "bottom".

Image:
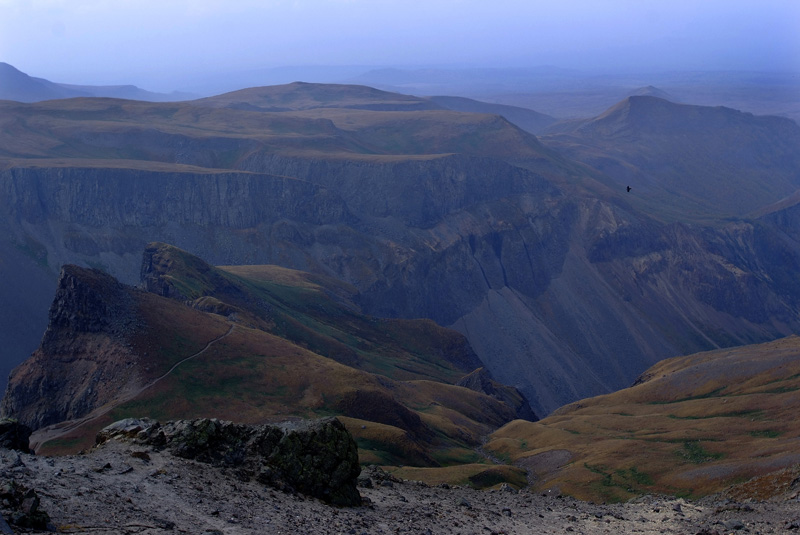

{"left": 1, "top": 0, "right": 799, "bottom": 91}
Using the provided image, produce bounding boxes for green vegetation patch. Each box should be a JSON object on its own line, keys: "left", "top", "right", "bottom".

{"left": 616, "top": 467, "right": 655, "bottom": 486}
{"left": 676, "top": 440, "right": 724, "bottom": 464}
{"left": 582, "top": 463, "right": 652, "bottom": 503}
{"left": 430, "top": 447, "right": 484, "bottom": 466}
{"left": 749, "top": 429, "right": 782, "bottom": 438}
{"left": 467, "top": 466, "right": 527, "bottom": 490}
{"left": 757, "top": 385, "right": 800, "bottom": 394}
{"left": 38, "top": 436, "right": 83, "bottom": 454}
{"left": 649, "top": 387, "right": 727, "bottom": 405}
{"left": 355, "top": 438, "right": 411, "bottom": 466}
{"left": 667, "top": 409, "right": 764, "bottom": 420}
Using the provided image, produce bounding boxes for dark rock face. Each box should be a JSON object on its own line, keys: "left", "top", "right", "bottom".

{"left": 0, "top": 481, "right": 51, "bottom": 531}
{"left": 456, "top": 368, "right": 538, "bottom": 421}
{"left": 6, "top": 160, "right": 800, "bottom": 417}
{"left": 0, "top": 266, "right": 141, "bottom": 430}
{"left": 41, "top": 265, "right": 136, "bottom": 352}
{"left": 98, "top": 417, "right": 362, "bottom": 506}
{"left": 0, "top": 419, "right": 31, "bottom": 452}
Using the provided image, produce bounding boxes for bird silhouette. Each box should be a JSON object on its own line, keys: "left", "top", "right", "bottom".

{"left": 626, "top": 186, "right": 631, "bottom": 192}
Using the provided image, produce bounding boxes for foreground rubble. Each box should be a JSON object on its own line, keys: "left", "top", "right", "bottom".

{"left": 2, "top": 437, "right": 800, "bottom": 534}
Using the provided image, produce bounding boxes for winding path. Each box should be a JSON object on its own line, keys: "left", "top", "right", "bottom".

{"left": 29, "top": 324, "right": 236, "bottom": 453}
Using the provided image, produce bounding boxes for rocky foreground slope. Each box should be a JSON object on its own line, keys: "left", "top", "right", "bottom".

{"left": 2, "top": 433, "right": 800, "bottom": 535}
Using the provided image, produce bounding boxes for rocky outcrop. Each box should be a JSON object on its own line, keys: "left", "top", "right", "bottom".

{"left": 0, "top": 481, "right": 51, "bottom": 531}
{"left": 0, "top": 419, "right": 31, "bottom": 452}
{"left": 1, "top": 266, "right": 142, "bottom": 430}
{"left": 236, "top": 153, "right": 558, "bottom": 228}
{"left": 457, "top": 368, "right": 538, "bottom": 421}
{"left": 97, "top": 417, "right": 362, "bottom": 506}
{"left": 1, "top": 166, "right": 356, "bottom": 229}
{"left": 40, "top": 265, "right": 137, "bottom": 352}
{"left": 139, "top": 242, "right": 249, "bottom": 302}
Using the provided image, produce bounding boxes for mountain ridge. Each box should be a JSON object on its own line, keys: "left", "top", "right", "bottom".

{"left": 0, "top": 62, "right": 196, "bottom": 102}
{"left": 485, "top": 334, "right": 800, "bottom": 501}
{"left": 3, "top": 243, "right": 535, "bottom": 472}
{"left": 542, "top": 95, "right": 800, "bottom": 220}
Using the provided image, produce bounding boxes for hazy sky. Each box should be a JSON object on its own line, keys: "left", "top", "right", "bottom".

{"left": 1, "top": 0, "right": 798, "bottom": 90}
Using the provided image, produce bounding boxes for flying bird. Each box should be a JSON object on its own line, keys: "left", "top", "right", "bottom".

{"left": 626, "top": 186, "right": 631, "bottom": 192}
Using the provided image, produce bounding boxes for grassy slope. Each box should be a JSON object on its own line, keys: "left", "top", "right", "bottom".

{"left": 38, "top": 244, "right": 520, "bottom": 488}
{"left": 486, "top": 335, "right": 800, "bottom": 502}
{"left": 191, "top": 82, "right": 444, "bottom": 112}
{"left": 0, "top": 87, "right": 549, "bottom": 164}
{"left": 542, "top": 96, "right": 800, "bottom": 223}
{"left": 146, "top": 243, "right": 480, "bottom": 383}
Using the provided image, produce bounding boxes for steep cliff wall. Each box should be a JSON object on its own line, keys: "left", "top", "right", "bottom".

{"left": 0, "top": 266, "right": 143, "bottom": 429}
{"left": 4, "top": 160, "right": 800, "bottom": 416}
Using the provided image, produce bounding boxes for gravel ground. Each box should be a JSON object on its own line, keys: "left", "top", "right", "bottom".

{"left": 2, "top": 442, "right": 799, "bottom": 535}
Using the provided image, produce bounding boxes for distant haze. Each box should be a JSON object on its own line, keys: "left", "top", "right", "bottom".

{"left": 1, "top": 0, "right": 799, "bottom": 92}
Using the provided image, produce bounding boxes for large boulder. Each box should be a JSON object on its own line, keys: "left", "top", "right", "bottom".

{"left": 0, "top": 481, "right": 51, "bottom": 531}
{"left": 0, "top": 419, "right": 31, "bottom": 452}
{"left": 98, "top": 417, "right": 361, "bottom": 506}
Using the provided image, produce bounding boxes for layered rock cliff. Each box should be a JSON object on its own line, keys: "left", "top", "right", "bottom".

{"left": 5, "top": 160, "right": 800, "bottom": 416}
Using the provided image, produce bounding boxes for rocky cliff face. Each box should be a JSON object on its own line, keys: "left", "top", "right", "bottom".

{"left": 4, "top": 160, "right": 800, "bottom": 416}
{"left": 0, "top": 266, "right": 143, "bottom": 430}
{"left": 3, "top": 244, "right": 535, "bottom": 473}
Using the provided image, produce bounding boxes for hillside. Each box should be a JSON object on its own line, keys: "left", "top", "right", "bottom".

{"left": 0, "top": 62, "right": 194, "bottom": 102}
{"left": 485, "top": 335, "right": 800, "bottom": 502}
{"left": 193, "top": 81, "right": 443, "bottom": 112}
{"left": 2, "top": 243, "right": 534, "bottom": 476}
{"left": 542, "top": 96, "right": 800, "bottom": 221}
{"left": 0, "top": 62, "right": 78, "bottom": 102}
{"left": 428, "top": 95, "right": 557, "bottom": 134}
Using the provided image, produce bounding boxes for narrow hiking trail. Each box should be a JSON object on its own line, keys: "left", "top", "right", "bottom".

{"left": 29, "top": 324, "right": 236, "bottom": 452}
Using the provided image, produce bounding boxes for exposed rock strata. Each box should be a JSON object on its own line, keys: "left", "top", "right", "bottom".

{"left": 5, "top": 162, "right": 800, "bottom": 416}
{"left": 3, "top": 92, "right": 800, "bottom": 417}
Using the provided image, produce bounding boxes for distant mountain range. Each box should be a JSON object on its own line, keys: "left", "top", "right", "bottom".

{"left": 0, "top": 62, "right": 196, "bottom": 102}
